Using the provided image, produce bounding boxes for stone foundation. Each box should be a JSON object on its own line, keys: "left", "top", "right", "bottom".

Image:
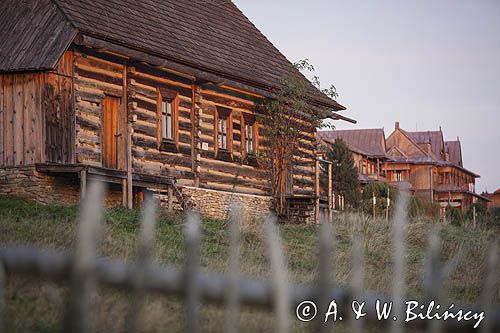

{"left": 0, "top": 166, "right": 122, "bottom": 207}
{"left": 158, "top": 186, "right": 272, "bottom": 221}
{"left": 1, "top": 166, "right": 272, "bottom": 220}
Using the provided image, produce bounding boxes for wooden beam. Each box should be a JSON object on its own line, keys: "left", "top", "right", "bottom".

{"left": 168, "top": 186, "right": 173, "bottom": 212}
{"left": 121, "top": 178, "right": 127, "bottom": 207}
{"left": 328, "top": 164, "right": 332, "bottom": 212}
{"left": 125, "top": 65, "right": 133, "bottom": 209}
{"left": 314, "top": 159, "right": 320, "bottom": 225}
{"left": 80, "top": 169, "right": 87, "bottom": 200}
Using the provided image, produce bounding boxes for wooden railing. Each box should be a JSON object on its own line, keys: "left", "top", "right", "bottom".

{"left": 0, "top": 182, "right": 498, "bottom": 332}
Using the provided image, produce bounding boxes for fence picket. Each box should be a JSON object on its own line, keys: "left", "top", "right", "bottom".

{"left": 349, "top": 234, "right": 364, "bottom": 333}
{"left": 315, "top": 212, "right": 334, "bottom": 333}
{"left": 224, "top": 205, "right": 242, "bottom": 333}
{"left": 64, "top": 181, "right": 104, "bottom": 333}
{"left": 480, "top": 238, "right": 499, "bottom": 333}
{"left": 0, "top": 260, "right": 5, "bottom": 333}
{"left": 264, "top": 215, "right": 290, "bottom": 333}
{"left": 126, "top": 196, "right": 157, "bottom": 333}
{"left": 185, "top": 213, "right": 201, "bottom": 333}
{"left": 390, "top": 194, "right": 408, "bottom": 333}
{"left": 425, "top": 229, "right": 443, "bottom": 333}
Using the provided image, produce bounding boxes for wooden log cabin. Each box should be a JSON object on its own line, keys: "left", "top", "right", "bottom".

{"left": 385, "top": 122, "right": 488, "bottom": 212}
{"left": 0, "top": 0, "right": 354, "bottom": 220}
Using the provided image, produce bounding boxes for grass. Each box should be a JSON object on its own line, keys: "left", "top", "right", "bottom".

{"left": 0, "top": 196, "right": 498, "bottom": 332}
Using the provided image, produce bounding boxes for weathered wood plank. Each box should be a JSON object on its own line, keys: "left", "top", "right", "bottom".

{"left": 0, "top": 75, "right": 4, "bottom": 166}
{"left": 13, "top": 75, "right": 24, "bottom": 165}
{"left": 23, "top": 74, "right": 35, "bottom": 164}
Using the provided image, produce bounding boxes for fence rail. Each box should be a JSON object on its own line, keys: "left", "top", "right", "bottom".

{"left": 0, "top": 182, "right": 498, "bottom": 332}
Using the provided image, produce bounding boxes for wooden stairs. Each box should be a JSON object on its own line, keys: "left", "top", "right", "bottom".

{"left": 285, "top": 196, "right": 315, "bottom": 223}
{"left": 285, "top": 195, "right": 330, "bottom": 223}
{"left": 171, "top": 182, "right": 192, "bottom": 211}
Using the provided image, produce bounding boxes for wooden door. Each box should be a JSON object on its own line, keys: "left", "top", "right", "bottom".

{"left": 102, "top": 96, "right": 120, "bottom": 169}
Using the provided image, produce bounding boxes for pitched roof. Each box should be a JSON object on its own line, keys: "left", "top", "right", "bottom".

{"left": 445, "top": 140, "right": 463, "bottom": 167}
{"left": 0, "top": 0, "right": 345, "bottom": 111}
{"left": 404, "top": 130, "right": 445, "bottom": 161}
{"left": 317, "top": 129, "right": 387, "bottom": 158}
{"left": 0, "top": 0, "right": 77, "bottom": 72}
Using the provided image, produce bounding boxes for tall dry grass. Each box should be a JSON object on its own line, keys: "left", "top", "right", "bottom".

{"left": 0, "top": 196, "right": 498, "bottom": 332}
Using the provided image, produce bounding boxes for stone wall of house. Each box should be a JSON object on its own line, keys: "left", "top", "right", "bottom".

{"left": 1, "top": 166, "right": 272, "bottom": 220}
{"left": 157, "top": 186, "right": 272, "bottom": 221}
{"left": 0, "top": 166, "right": 122, "bottom": 207}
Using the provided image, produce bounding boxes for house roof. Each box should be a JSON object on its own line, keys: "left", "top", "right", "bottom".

{"left": 404, "top": 130, "right": 445, "bottom": 161}
{"left": 435, "top": 184, "right": 490, "bottom": 201}
{"left": 0, "top": 0, "right": 77, "bottom": 72}
{"left": 445, "top": 140, "right": 463, "bottom": 167}
{"left": 0, "top": 0, "right": 346, "bottom": 112}
{"left": 317, "top": 129, "right": 387, "bottom": 158}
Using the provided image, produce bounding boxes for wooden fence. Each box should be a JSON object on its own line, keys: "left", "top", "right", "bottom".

{"left": 0, "top": 182, "right": 499, "bottom": 332}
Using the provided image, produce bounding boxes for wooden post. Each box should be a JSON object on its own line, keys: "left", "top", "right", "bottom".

{"left": 126, "top": 123, "right": 133, "bottom": 209}
{"left": 372, "top": 192, "right": 376, "bottom": 219}
{"left": 473, "top": 205, "right": 476, "bottom": 228}
{"left": 376, "top": 158, "right": 380, "bottom": 180}
{"left": 385, "top": 188, "right": 390, "bottom": 222}
{"left": 168, "top": 186, "right": 173, "bottom": 212}
{"left": 314, "top": 159, "right": 320, "bottom": 224}
{"left": 328, "top": 164, "right": 332, "bottom": 212}
{"left": 123, "top": 64, "right": 133, "bottom": 209}
{"left": 79, "top": 169, "right": 87, "bottom": 200}
{"left": 121, "top": 179, "right": 126, "bottom": 207}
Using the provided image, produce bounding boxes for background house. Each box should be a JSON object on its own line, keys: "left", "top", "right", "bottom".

{"left": 317, "top": 129, "right": 389, "bottom": 189}
{"left": 318, "top": 122, "right": 488, "bottom": 213}
{"left": 485, "top": 189, "right": 500, "bottom": 210}
{"left": 385, "top": 122, "right": 487, "bottom": 212}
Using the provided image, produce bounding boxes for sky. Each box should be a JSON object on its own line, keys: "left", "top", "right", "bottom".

{"left": 234, "top": 0, "right": 500, "bottom": 193}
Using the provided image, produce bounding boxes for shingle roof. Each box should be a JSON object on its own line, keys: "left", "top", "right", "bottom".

{"left": 0, "top": 0, "right": 345, "bottom": 111}
{"left": 0, "top": 0, "right": 77, "bottom": 72}
{"left": 317, "top": 129, "right": 387, "bottom": 158}
{"left": 445, "top": 140, "right": 462, "bottom": 167}
{"left": 405, "top": 130, "right": 445, "bottom": 161}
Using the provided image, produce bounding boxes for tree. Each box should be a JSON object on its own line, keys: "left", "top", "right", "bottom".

{"left": 256, "top": 59, "right": 337, "bottom": 215}
{"left": 322, "top": 138, "right": 361, "bottom": 208}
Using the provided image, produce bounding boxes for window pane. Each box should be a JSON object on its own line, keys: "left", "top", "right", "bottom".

{"left": 162, "top": 114, "right": 167, "bottom": 139}
{"left": 167, "top": 114, "right": 172, "bottom": 139}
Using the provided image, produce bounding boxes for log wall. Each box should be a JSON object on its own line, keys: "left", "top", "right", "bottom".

{"left": 127, "top": 63, "right": 195, "bottom": 184}
{"left": 2, "top": 46, "right": 318, "bottom": 198}
{"left": 197, "top": 87, "right": 269, "bottom": 195}
{"left": 74, "top": 49, "right": 125, "bottom": 168}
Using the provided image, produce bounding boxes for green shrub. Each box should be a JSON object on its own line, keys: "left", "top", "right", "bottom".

{"left": 361, "top": 182, "right": 398, "bottom": 217}
{"left": 446, "top": 205, "right": 465, "bottom": 226}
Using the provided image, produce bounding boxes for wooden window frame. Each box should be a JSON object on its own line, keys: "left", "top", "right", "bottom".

{"left": 241, "top": 113, "right": 259, "bottom": 159}
{"left": 157, "top": 88, "right": 179, "bottom": 151}
{"left": 395, "top": 170, "right": 402, "bottom": 182}
{"left": 214, "top": 106, "right": 233, "bottom": 159}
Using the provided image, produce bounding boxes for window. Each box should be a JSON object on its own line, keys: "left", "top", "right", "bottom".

{"left": 218, "top": 117, "right": 228, "bottom": 150}
{"left": 242, "top": 114, "right": 257, "bottom": 157}
{"left": 245, "top": 123, "right": 254, "bottom": 153}
{"left": 215, "top": 106, "right": 232, "bottom": 156}
{"left": 157, "top": 88, "right": 178, "bottom": 149}
{"left": 162, "top": 100, "right": 173, "bottom": 140}
{"left": 395, "top": 171, "right": 402, "bottom": 182}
